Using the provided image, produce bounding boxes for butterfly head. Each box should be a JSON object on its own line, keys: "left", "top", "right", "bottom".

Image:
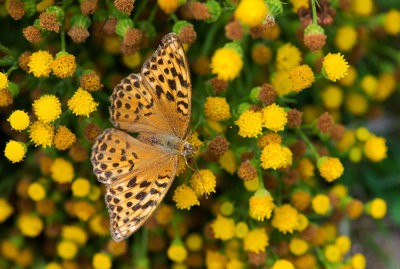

{"left": 182, "top": 142, "right": 195, "bottom": 157}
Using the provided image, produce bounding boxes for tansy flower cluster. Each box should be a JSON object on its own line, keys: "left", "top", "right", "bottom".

{"left": 0, "top": 0, "right": 398, "bottom": 268}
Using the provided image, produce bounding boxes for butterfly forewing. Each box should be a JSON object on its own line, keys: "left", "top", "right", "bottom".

{"left": 91, "top": 33, "right": 192, "bottom": 241}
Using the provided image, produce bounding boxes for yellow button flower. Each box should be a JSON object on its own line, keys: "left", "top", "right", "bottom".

{"left": 368, "top": 198, "right": 387, "bottom": 219}
{"left": 18, "top": 214, "right": 43, "bottom": 237}
{"left": 50, "top": 158, "right": 74, "bottom": 183}
{"left": 271, "top": 204, "right": 299, "bottom": 234}
{"left": 167, "top": 242, "right": 188, "bottom": 263}
{"left": 271, "top": 259, "right": 295, "bottom": 269}
{"left": 257, "top": 132, "right": 282, "bottom": 148}
{"left": 272, "top": 71, "right": 293, "bottom": 96}
{"left": 335, "top": 235, "right": 351, "bottom": 254}
{"left": 235, "top": 221, "right": 248, "bottom": 238}
{"left": 249, "top": 188, "right": 275, "bottom": 221}
{"left": 262, "top": 103, "right": 287, "bottom": 132}
{"left": 28, "top": 182, "right": 46, "bottom": 201}
{"left": 322, "top": 53, "right": 349, "bottom": 82}
{"left": 28, "top": 50, "right": 53, "bottom": 77}
{"left": 335, "top": 26, "right": 357, "bottom": 52}
{"left": 29, "top": 121, "right": 54, "bottom": 148}
{"left": 351, "top": 253, "right": 366, "bottom": 269}
{"left": 173, "top": 185, "right": 200, "bottom": 210}
{"left": 93, "top": 253, "right": 112, "bottom": 269}
{"left": 0, "top": 198, "right": 14, "bottom": 223}
{"left": 4, "top": 140, "right": 26, "bottom": 163}
{"left": 260, "top": 143, "right": 292, "bottom": 170}
{"left": 211, "top": 215, "right": 235, "bottom": 241}
{"left": 244, "top": 228, "right": 269, "bottom": 253}
{"left": 57, "top": 240, "right": 78, "bottom": 260}
{"left": 234, "top": 0, "right": 267, "bottom": 27}
{"left": 289, "top": 238, "right": 308, "bottom": 256}
{"left": 33, "top": 95, "right": 62, "bottom": 123}
{"left": 384, "top": 9, "right": 400, "bottom": 35}
{"left": 312, "top": 194, "right": 330, "bottom": 215}
{"left": 289, "top": 65, "right": 315, "bottom": 92}
{"left": 364, "top": 136, "right": 387, "bottom": 162}
{"left": 52, "top": 53, "right": 76, "bottom": 78}
{"left": 71, "top": 178, "right": 91, "bottom": 197}
{"left": 235, "top": 110, "right": 263, "bottom": 138}
{"left": 276, "top": 43, "right": 302, "bottom": 71}
{"left": 324, "top": 244, "right": 342, "bottom": 263}
{"left": 158, "top": 0, "right": 179, "bottom": 14}
{"left": 321, "top": 85, "right": 343, "bottom": 110}
{"left": 211, "top": 47, "right": 243, "bottom": 81}
{"left": 204, "top": 97, "right": 231, "bottom": 121}
{"left": 352, "top": 0, "right": 373, "bottom": 16}
{"left": 54, "top": 125, "right": 76, "bottom": 150}
{"left": 0, "top": 72, "right": 8, "bottom": 90}
{"left": 185, "top": 233, "right": 203, "bottom": 252}
{"left": 7, "top": 110, "right": 30, "bottom": 131}
{"left": 318, "top": 157, "right": 344, "bottom": 182}
{"left": 190, "top": 169, "right": 216, "bottom": 195}
{"left": 68, "top": 88, "right": 98, "bottom": 117}
{"left": 62, "top": 225, "right": 88, "bottom": 245}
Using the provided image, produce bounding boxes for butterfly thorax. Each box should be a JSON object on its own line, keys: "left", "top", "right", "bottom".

{"left": 138, "top": 133, "right": 194, "bottom": 157}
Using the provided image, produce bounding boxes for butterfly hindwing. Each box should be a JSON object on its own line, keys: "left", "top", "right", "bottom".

{"left": 91, "top": 128, "right": 179, "bottom": 241}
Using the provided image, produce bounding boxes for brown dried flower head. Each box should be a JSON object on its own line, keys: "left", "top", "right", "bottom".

{"left": 69, "top": 142, "right": 88, "bottom": 162}
{"left": 250, "top": 24, "right": 268, "bottom": 39}
{"left": 304, "top": 33, "right": 327, "bottom": 53}
{"left": 330, "top": 124, "right": 345, "bottom": 141}
{"left": 114, "top": 0, "right": 134, "bottom": 14}
{"left": 68, "top": 27, "right": 90, "bottom": 43}
{"left": 123, "top": 28, "right": 143, "bottom": 47}
{"left": 248, "top": 251, "right": 267, "bottom": 266}
{"left": 316, "top": 112, "right": 334, "bottom": 134}
{"left": 80, "top": 72, "right": 104, "bottom": 91}
{"left": 179, "top": 24, "right": 197, "bottom": 44}
{"left": 209, "top": 77, "right": 228, "bottom": 94}
{"left": 190, "top": 2, "right": 211, "bottom": 20}
{"left": 207, "top": 136, "right": 229, "bottom": 159}
{"left": 81, "top": 0, "right": 98, "bottom": 15}
{"left": 287, "top": 109, "right": 303, "bottom": 128}
{"left": 238, "top": 161, "right": 257, "bottom": 181}
{"left": 225, "top": 20, "right": 244, "bottom": 40}
{"left": 19, "top": 51, "right": 32, "bottom": 72}
{"left": 258, "top": 83, "right": 276, "bottom": 105}
{"left": 103, "top": 17, "right": 118, "bottom": 35}
{"left": 22, "top": 26, "right": 41, "bottom": 43}
{"left": 8, "top": 0, "right": 25, "bottom": 20}
{"left": 84, "top": 122, "right": 102, "bottom": 143}
{"left": 39, "top": 12, "right": 60, "bottom": 33}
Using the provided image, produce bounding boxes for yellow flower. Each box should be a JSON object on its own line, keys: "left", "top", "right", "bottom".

{"left": 297, "top": 159, "right": 315, "bottom": 180}
{"left": 244, "top": 228, "right": 269, "bottom": 253}
{"left": 50, "top": 158, "right": 74, "bottom": 183}
{"left": 339, "top": 65, "right": 357, "bottom": 87}
{"left": 80, "top": 72, "right": 103, "bottom": 91}
{"left": 262, "top": 103, "right": 287, "bottom": 132}
{"left": 33, "top": 95, "right": 62, "bottom": 123}
{"left": 291, "top": 191, "right": 311, "bottom": 211}
{"left": 18, "top": 214, "right": 43, "bottom": 237}
{"left": 29, "top": 121, "right": 54, "bottom": 148}
{"left": 335, "top": 235, "right": 351, "bottom": 254}
{"left": 335, "top": 26, "right": 357, "bottom": 52}
{"left": 351, "top": 253, "right": 366, "bottom": 269}
{"left": 352, "top": 0, "right": 373, "bottom": 16}
{"left": 322, "top": 53, "right": 349, "bottom": 82}
{"left": 384, "top": 9, "right": 400, "bottom": 35}
{"left": 321, "top": 85, "right": 343, "bottom": 110}
{"left": 57, "top": 240, "right": 78, "bottom": 260}
{"left": 272, "top": 204, "right": 299, "bottom": 234}
{"left": 0, "top": 89, "right": 12, "bottom": 107}
{"left": 296, "top": 213, "right": 309, "bottom": 232}
{"left": 0, "top": 199, "right": 14, "bottom": 223}
{"left": 157, "top": 0, "right": 179, "bottom": 14}
{"left": 4, "top": 140, "right": 26, "bottom": 163}
{"left": 74, "top": 201, "right": 96, "bottom": 221}
{"left": 219, "top": 150, "right": 237, "bottom": 174}
{"left": 190, "top": 169, "right": 216, "bottom": 195}
{"left": 45, "top": 262, "right": 62, "bottom": 269}
{"left": 235, "top": 110, "right": 263, "bottom": 138}
{"left": 7, "top": 110, "right": 30, "bottom": 131}
{"left": 62, "top": 225, "right": 88, "bottom": 245}
{"left": 227, "top": 259, "right": 243, "bottom": 269}
{"left": 220, "top": 201, "right": 234, "bottom": 216}
{"left": 211, "top": 48, "right": 243, "bottom": 81}
{"left": 204, "top": 97, "right": 231, "bottom": 121}
{"left": 234, "top": 0, "right": 267, "bottom": 27}
{"left": 368, "top": 198, "right": 387, "bottom": 219}
{"left": 276, "top": 43, "right": 302, "bottom": 71}
{"left": 93, "top": 253, "right": 112, "bottom": 269}
{"left": 185, "top": 233, "right": 203, "bottom": 252}
{"left": 271, "top": 259, "right": 295, "bottom": 269}
{"left": 375, "top": 73, "right": 396, "bottom": 101}
{"left": 28, "top": 182, "right": 46, "bottom": 201}
{"left": 324, "top": 244, "right": 342, "bottom": 263}
{"left": 258, "top": 132, "right": 282, "bottom": 148}
{"left": 68, "top": 88, "right": 98, "bottom": 117}
{"left": 289, "top": 0, "right": 309, "bottom": 12}
{"left": 28, "top": 50, "right": 53, "bottom": 77}
{"left": 71, "top": 178, "right": 91, "bottom": 197}
{"left": 361, "top": 75, "right": 378, "bottom": 96}
{"left": 364, "top": 136, "right": 387, "bottom": 162}
{"left": 54, "top": 125, "right": 76, "bottom": 150}
{"left": 52, "top": 53, "right": 77, "bottom": 78}
{"left": 211, "top": 215, "right": 235, "bottom": 240}
{"left": 235, "top": 221, "right": 248, "bottom": 238}
{"left": 272, "top": 71, "right": 293, "bottom": 96}
{"left": 0, "top": 72, "right": 8, "bottom": 90}
{"left": 289, "top": 65, "right": 314, "bottom": 92}
{"left": 155, "top": 204, "right": 173, "bottom": 225}
{"left": 336, "top": 130, "right": 355, "bottom": 152}
{"left": 346, "top": 92, "right": 369, "bottom": 116}
{"left": 289, "top": 238, "right": 308, "bottom": 256}
{"left": 206, "top": 251, "right": 227, "bottom": 269}
{"left": 260, "top": 143, "right": 292, "bottom": 170}
{"left": 173, "top": 185, "right": 200, "bottom": 210}
{"left": 249, "top": 188, "right": 275, "bottom": 221}
{"left": 123, "top": 52, "right": 141, "bottom": 69}
{"left": 252, "top": 44, "right": 272, "bottom": 64}
{"left": 318, "top": 157, "right": 344, "bottom": 182}
{"left": 312, "top": 194, "right": 330, "bottom": 215}
{"left": 330, "top": 184, "right": 348, "bottom": 199}
{"left": 244, "top": 177, "right": 259, "bottom": 192}
{"left": 168, "top": 243, "right": 188, "bottom": 263}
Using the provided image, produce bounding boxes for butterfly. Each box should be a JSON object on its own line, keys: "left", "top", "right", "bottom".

{"left": 91, "top": 33, "right": 193, "bottom": 241}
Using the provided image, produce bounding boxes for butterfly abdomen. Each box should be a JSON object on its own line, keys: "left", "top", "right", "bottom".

{"left": 137, "top": 133, "right": 189, "bottom": 155}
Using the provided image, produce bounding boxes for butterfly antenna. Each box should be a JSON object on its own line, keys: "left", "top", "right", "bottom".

{"left": 183, "top": 156, "right": 208, "bottom": 199}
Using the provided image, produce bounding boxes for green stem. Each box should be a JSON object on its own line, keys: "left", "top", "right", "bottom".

{"left": 61, "top": 22, "right": 66, "bottom": 51}
{"left": 133, "top": 0, "right": 148, "bottom": 21}
{"left": 311, "top": 0, "right": 318, "bottom": 25}
{"left": 6, "top": 64, "right": 18, "bottom": 76}
{"left": 148, "top": 3, "right": 158, "bottom": 23}
{"left": 0, "top": 43, "right": 13, "bottom": 57}
{"left": 170, "top": 13, "right": 178, "bottom": 23}
{"left": 201, "top": 19, "right": 222, "bottom": 56}
{"left": 255, "top": 150, "right": 266, "bottom": 190}
{"left": 296, "top": 128, "right": 320, "bottom": 160}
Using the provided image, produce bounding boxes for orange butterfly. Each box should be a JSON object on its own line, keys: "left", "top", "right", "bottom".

{"left": 91, "top": 33, "right": 193, "bottom": 241}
